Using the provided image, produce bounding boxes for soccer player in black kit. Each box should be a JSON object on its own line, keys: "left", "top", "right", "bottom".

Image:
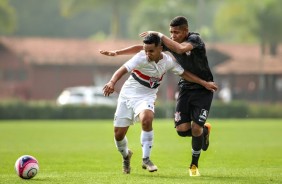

{"left": 100, "top": 16, "right": 217, "bottom": 176}
{"left": 140, "top": 16, "right": 216, "bottom": 176}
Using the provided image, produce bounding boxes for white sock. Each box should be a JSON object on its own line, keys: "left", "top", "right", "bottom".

{"left": 140, "top": 130, "right": 154, "bottom": 159}
{"left": 114, "top": 136, "right": 128, "bottom": 158}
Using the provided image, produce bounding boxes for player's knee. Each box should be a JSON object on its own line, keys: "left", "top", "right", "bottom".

{"left": 141, "top": 119, "right": 152, "bottom": 131}
{"left": 191, "top": 122, "right": 203, "bottom": 136}
{"left": 114, "top": 133, "right": 124, "bottom": 141}
{"left": 114, "top": 129, "right": 126, "bottom": 141}
{"left": 177, "top": 130, "right": 192, "bottom": 137}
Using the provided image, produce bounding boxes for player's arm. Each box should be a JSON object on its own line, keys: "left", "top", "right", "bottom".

{"left": 99, "top": 45, "right": 143, "bottom": 56}
{"left": 165, "top": 51, "right": 217, "bottom": 91}
{"left": 103, "top": 66, "right": 128, "bottom": 96}
{"left": 160, "top": 34, "right": 192, "bottom": 54}
{"left": 180, "top": 71, "right": 218, "bottom": 92}
{"left": 140, "top": 31, "right": 192, "bottom": 54}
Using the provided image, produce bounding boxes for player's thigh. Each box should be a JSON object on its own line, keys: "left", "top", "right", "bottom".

{"left": 134, "top": 99, "right": 155, "bottom": 131}
{"left": 191, "top": 90, "right": 213, "bottom": 127}
{"left": 175, "top": 88, "right": 192, "bottom": 127}
{"left": 114, "top": 99, "right": 134, "bottom": 127}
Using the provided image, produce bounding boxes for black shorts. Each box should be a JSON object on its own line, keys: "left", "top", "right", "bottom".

{"left": 174, "top": 88, "right": 213, "bottom": 127}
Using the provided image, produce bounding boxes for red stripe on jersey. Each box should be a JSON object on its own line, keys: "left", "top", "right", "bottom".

{"left": 132, "top": 69, "right": 150, "bottom": 80}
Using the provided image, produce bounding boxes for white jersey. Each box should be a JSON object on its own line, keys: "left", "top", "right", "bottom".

{"left": 120, "top": 50, "right": 184, "bottom": 99}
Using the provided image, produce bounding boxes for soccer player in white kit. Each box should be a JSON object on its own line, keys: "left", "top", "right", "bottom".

{"left": 102, "top": 34, "right": 217, "bottom": 174}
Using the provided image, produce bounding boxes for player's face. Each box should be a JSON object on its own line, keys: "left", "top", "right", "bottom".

{"left": 169, "top": 26, "right": 188, "bottom": 43}
{"left": 143, "top": 43, "right": 162, "bottom": 62}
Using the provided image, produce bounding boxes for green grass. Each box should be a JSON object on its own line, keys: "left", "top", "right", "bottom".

{"left": 0, "top": 119, "right": 281, "bottom": 184}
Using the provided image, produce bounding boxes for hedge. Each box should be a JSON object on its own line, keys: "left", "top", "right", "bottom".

{"left": 0, "top": 100, "right": 281, "bottom": 119}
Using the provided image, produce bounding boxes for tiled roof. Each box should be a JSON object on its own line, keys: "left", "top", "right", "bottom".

{"left": 0, "top": 36, "right": 140, "bottom": 66}
{"left": 209, "top": 43, "right": 282, "bottom": 75}
{"left": 214, "top": 56, "right": 282, "bottom": 74}
{"left": 1, "top": 37, "right": 282, "bottom": 74}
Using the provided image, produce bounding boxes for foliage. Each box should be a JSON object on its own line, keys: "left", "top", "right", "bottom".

{"left": 6, "top": 0, "right": 281, "bottom": 45}
{"left": 214, "top": 0, "right": 282, "bottom": 46}
{"left": 60, "top": 0, "right": 140, "bottom": 38}
{"left": 0, "top": 100, "right": 116, "bottom": 119}
{"left": 128, "top": 0, "right": 198, "bottom": 38}
{"left": 209, "top": 100, "right": 249, "bottom": 118}
{"left": 60, "top": 0, "right": 105, "bottom": 17}
{"left": 9, "top": 0, "right": 110, "bottom": 38}
{"left": 0, "top": 0, "right": 16, "bottom": 34}
{"left": 1, "top": 100, "right": 282, "bottom": 119}
{"left": 247, "top": 102, "right": 282, "bottom": 118}
{"left": 0, "top": 119, "right": 281, "bottom": 183}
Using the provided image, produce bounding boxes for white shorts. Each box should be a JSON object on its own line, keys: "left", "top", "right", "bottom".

{"left": 113, "top": 97, "right": 155, "bottom": 127}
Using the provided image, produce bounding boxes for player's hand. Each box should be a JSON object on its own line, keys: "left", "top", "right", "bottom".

{"left": 99, "top": 49, "right": 117, "bottom": 56}
{"left": 139, "top": 31, "right": 159, "bottom": 38}
{"left": 205, "top": 82, "right": 218, "bottom": 92}
{"left": 103, "top": 81, "right": 115, "bottom": 96}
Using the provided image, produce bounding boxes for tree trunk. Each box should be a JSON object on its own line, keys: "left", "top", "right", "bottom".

{"left": 110, "top": 1, "right": 119, "bottom": 39}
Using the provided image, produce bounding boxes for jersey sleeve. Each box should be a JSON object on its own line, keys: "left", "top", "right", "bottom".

{"left": 187, "top": 33, "right": 204, "bottom": 49}
{"left": 165, "top": 54, "right": 184, "bottom": 76}
{"left": 123, "top": 51, "right": 146, "bottom": 72}
{"left": 170, "top": 62, "right": 184, "bottom": 76}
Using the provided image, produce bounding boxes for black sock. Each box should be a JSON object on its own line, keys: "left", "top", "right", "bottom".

{"left": 191, "top": 134, "right": 203, "bottom": 167}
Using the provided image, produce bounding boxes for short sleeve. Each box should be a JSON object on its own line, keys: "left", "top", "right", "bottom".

{"left": 164, "top": 54, "right": 184, "bottom": 75}
{"left": 170, "top": 61, "right": 184, "bottom": 76}
{"left": 123, "top": 51, "right": 146, "bottom": 72}
{"left": 187, "top": 33, "right": 204, "bottom": 49}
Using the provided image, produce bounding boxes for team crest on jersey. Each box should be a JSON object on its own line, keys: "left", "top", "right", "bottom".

{"left": 199, "top": 109, "right": 208, "bottom": 122}
{"left": 174, "top": 112, "right": 181, "bottom": 122}
{"left": 149, "top": 77, "right": 160, "bottom": 88}
{"left": 185, "top": 51, "right": 191, "bottom": 56}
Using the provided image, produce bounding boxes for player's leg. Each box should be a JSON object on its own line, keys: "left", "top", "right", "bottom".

{"left": 192, "top": 90, "right": 213, "bottom": 152}
{"left": 139, "top": 109, "right": 154, "bottom": 159}
{"left": 175, "top": 122, "right": 192, "bottom": 136}
{"left": 113, "top": 99, "right": 134, "bottom": 174}
{"left": 138, "top": 109, "right": 158, "bottom": 172}
{"left": 114, "top": 126, "right": 130, "bottom": 158}
{"left": 189, "top": 121, "right": 203, "bottom": 176}
{"left": 174, "top": 87, "right": 192, "bottom": 137}
{"left": 174, "top": 88, "right": 200, "bottom": 175}
{"left": 114, "top": 126, "right": 133, "bottom": 174}
{"left": 189, "top": 89, "right": 213, "bottom": 176}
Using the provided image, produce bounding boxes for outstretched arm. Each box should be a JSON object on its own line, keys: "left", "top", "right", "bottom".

{"left": 140, "top": 31, "right": 192, "bottom": 54}
{"left": 103, "top": 66, "right": 128, "bottom": 96}
{"left": 180, "top": 71, "right": 218, "bottom": 92}
{"left": 100, "top": 45, "right": 143, "bottom": 56}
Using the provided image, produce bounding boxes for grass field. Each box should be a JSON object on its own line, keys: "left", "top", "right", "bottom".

{"left": 0, "top": 119, "right": 281, "bottom": 184}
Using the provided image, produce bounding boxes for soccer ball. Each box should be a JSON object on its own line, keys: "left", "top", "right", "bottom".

{"left": 15, "top": 155, "right": 39, "bottom": 179}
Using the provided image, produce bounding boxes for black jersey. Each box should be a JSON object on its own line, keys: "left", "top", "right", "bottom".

{"left": 163, "top": 32, "right": 214, "bottom": 89}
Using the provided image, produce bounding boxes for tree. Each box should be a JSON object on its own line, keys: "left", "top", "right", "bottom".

{"left": 0, "top": 0, "right": 16, "bottom": 34}
{"left": 128, "top": 0, "right": 198, "bottom": 38}
{"left": 60, "top": 0, "right": 140, "bottom": 39}
{"left": 128, "top": 0, "right": 223, "bottom": 41}
{"left": 214, "top": 0, "right": 282, "bottom": 55}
